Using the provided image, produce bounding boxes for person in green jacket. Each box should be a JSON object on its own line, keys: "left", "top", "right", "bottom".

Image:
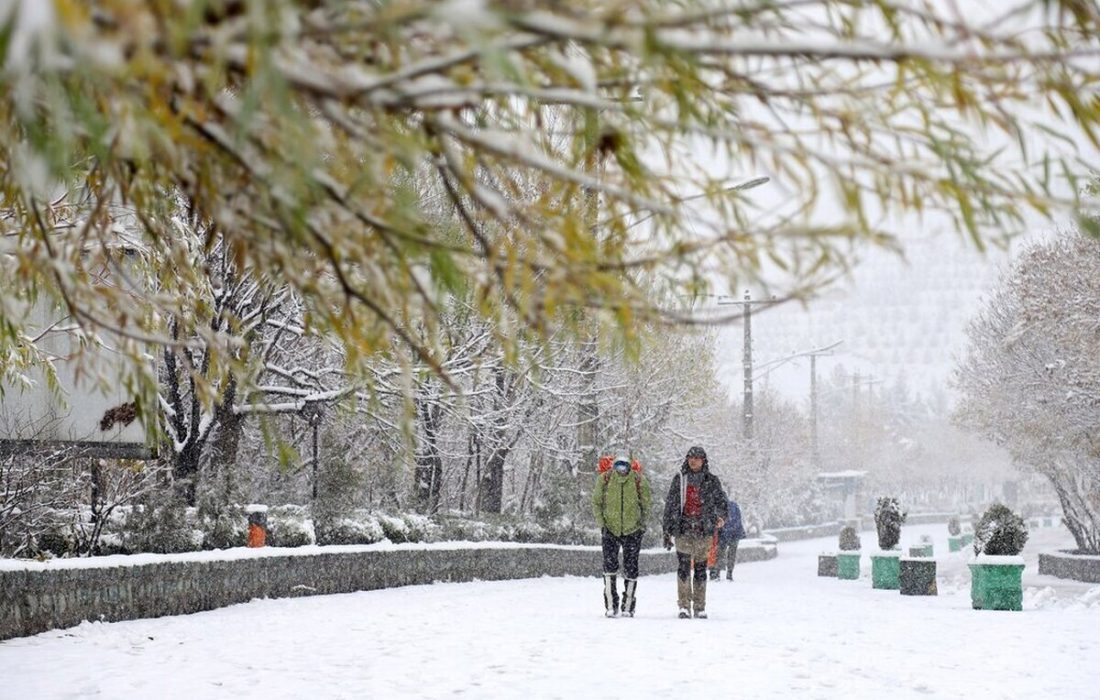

{"left": 592, "top": 455, "right": 652, "bottom": 617}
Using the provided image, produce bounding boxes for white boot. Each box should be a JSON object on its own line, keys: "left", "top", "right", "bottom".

{"left": 603, "top": 573, "right": 619, "bottom": 617}
{"left": 621, "top": 578, "right": 638, "bottom": 617}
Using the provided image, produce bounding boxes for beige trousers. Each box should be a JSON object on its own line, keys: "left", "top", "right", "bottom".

{"left": 674, "top": 533, "right": 711, "bottom": 611}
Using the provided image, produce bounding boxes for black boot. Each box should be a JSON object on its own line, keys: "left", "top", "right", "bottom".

{"left": 603, "top": 573, "right": 619, "bottom": 617}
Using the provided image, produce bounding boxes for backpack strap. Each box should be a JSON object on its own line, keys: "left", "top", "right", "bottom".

{"left": 598, "top": 457, "right": 644, "bottom": 505}
{"left": 600, "top": 467, "right": 643, "bottom": 502}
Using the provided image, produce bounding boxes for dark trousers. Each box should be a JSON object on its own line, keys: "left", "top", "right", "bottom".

{"left": 712, "top": 538, "right": 740, "bottom": 574}
{"left": 602, "top": 529, "right": 643, "bottom": 578}
{"left": 677, "top": 552, "right": 708, "bottom": 582}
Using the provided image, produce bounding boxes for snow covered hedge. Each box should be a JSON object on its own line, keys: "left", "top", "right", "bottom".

{"left": 11, "top": 504, "right": 604, "bottom": 559}
{"left": 0, "top": 540, "right": 779, "bottom": 640}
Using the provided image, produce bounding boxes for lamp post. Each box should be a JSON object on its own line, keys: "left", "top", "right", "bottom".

{"left": 301, "top": 403, "right": 324, "bottom": 502}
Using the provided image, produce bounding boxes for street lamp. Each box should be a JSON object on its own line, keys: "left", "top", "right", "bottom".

{"left": 300, "top": 403, "right": 325, "bottom": 502}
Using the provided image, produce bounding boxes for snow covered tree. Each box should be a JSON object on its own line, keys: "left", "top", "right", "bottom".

{"left": 873, "top": 496, "right": 906, "bottom": 550}
{"left": 956, "top": 231, "right": 1100, "bottom": 554}
{"left": 973, "top": 501, "right": 1028, "bottom": 556}
{"left": 729, "top": 390, "right": 818, "bottom": 528}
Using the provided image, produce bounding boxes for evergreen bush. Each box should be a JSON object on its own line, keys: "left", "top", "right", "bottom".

{"left": 839, "top": 525, "right": 861, "bottom": 551}
{"left": 378, "top": 513, "right": 420, "bottom": 543}
{"left": 874, "top": 497, "right": 907, "bottom": 550}
{"left": 198, "top": 505, "right": 248, "bottom": 550}
{"left": 314, "top": 514, "right": 385, "bottom": 545}
{"left": 973, "top": 502, "right": 1029, "bottom": 556}
{"left": 266, "top": 505, "right": 315, "bottom": 547}
{"left": 948, "top": 516, "right": 961, "bottom": 536}
{"left": 122, "top": 502, "right": 202, "bottom": 554}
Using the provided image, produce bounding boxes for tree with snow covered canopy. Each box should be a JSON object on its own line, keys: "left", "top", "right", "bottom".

{"left": 2, "top": 0, "right": 1100, "bottom": 415}
{"left": 838, "top": 524, "right": 860, "bottom": 551}
{"left": 973, "top": 501, "right": 1028, "bottom": 556}
{"left": 873, "top": 495, "right": 906, "bottom": 550}
{"left": 955, "top": 230, "right": 1100, "bottom": 554}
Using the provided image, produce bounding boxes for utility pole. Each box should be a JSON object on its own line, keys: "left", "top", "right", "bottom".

{"left": 740, "top": 338, "right": 840, "bottom": 469}
{"left": 717, "top": 291, "right": 776, "bottom": 443}
{"left": 742, "top": 290, "right": 754, "bottom": 441}
{"left": 806, "top": 343, "right": 841, "bottom": 470}
{"left": 811, "top": 353, "right": 819, "bottom": 468}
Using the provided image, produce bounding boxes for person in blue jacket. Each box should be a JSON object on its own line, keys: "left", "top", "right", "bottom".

{"left": 710, "top": 497, "right": 746, "bottom": 581}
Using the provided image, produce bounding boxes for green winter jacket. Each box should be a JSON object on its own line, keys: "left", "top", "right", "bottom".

{"left": 592, "top": 470, "right": 653, "bottom": 537}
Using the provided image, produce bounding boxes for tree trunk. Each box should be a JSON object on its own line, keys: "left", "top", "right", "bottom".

{"left": 208, "top": 376, "right": 244, "bottom": 507}
{"left": 413, "top": 391, "right": 443, "bottom": 513}
{"left": 478, "top": 367, "right": 512, "bottom": 515}
{"left": 479, "top": 447, "right": 507, "bottom": 514}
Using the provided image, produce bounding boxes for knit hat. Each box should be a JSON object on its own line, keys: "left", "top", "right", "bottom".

{"left": 686, "top": 445, "right": 707, "bottom": 459}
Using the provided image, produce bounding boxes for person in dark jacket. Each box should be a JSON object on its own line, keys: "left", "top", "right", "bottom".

{"left": 662, "top": 445, "right": 727, "bottom": 618}
{"left": 710, "top": 497, "right": 746, "bottom": 581}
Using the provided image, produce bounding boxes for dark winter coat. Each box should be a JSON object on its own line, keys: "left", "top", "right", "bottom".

{"left": 719, "top": 499, "right": 746, "bottom": 544}
{"left": 662, "top": 459, "right": 728, "bottom": 537}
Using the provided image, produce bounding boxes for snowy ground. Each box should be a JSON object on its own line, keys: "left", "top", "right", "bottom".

{"left": 2, "top": 524, "right": 1098, "bottom": 700}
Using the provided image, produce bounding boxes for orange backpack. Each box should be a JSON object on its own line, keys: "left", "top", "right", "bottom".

{"left": 597, "top": 455, "right": 642, "bottom": 475}
{"left": 597, "top": 455, "right": 644, "bottom": 500}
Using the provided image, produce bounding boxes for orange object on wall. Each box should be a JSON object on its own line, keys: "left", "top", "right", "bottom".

{"left": 248, "top": 523, "right": 266, "bottom": 548}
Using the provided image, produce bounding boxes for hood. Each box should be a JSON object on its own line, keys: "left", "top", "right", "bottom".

{"left": 680, "top": 457, "right": 710, "bottom": 474}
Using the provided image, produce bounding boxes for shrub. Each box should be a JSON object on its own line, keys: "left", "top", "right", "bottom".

{"left": 436, "top": 516, "right": 495, "bottom": 542}
{"left": 198, "top": 505, "right": 248, "bottom": 550}
{"left": 974, "top": 502, "right": 1029, "bottom": 556}
{"left": 948, "top": 516, "right": 961, "bottom": 536}
{"left": 315, "top": 516, "right": 385, "bottom": 545}
{"left": 34, "top": 526, "right": 75, "bottom": 558}
{"left": 839, "top": 525, "right": 861, "bottom": 551}
{"left": 266, "top": 505, "right": 315, "bottom": 547}
{"left": 508, "top": 521, "right": 547, "bottom": 543}
{"left": 378, "top": 513, "right": 418, "bottom": 543}
{"left": 874, "top": 497, "right": 907, "bottom": 550}
{"left": 121, "top": 503, "right": 203, "bottom": 554}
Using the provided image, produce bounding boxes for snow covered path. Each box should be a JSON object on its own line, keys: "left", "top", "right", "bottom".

{"left": 2, "top": 524, "right": 1098, "bottom": 699}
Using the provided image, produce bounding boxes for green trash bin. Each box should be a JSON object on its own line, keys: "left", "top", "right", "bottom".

{"left": 968, "top": 562, "right": 985, "bottom": 609}
{"left": 948, "top": 536, "right": 963, "bottom": 552}
{"left": 908, "top": 544, "right": 933, "bottom": 557}
{"left": 837, "top": 552, "right": 861, "bottom": 580}
{"left": 871, "top": 552, "right": 901, "bottom": 590}
{"left": 970, "top": 557, "right": 1025, "bottom": 611}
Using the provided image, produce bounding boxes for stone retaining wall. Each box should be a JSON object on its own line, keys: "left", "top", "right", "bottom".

{"left": 1038, "top": 550, "right": 1100, "bottom": 584}
{"left": 0, "top": 541, "right": 776, "bottom": 641}
{"left": 763, "top": 522, "right": 843, "bottom": 542}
